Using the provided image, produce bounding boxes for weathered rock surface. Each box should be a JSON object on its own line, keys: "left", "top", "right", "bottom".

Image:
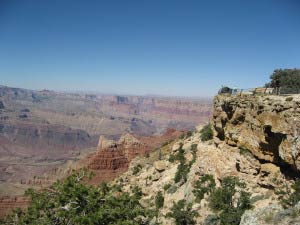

{"left": 115, "top": 125, "right": 296, "bottom": 224}
{"left": 213, "top": 94, "right": 300, "bottom": 171}
{"left": 240, "top": 203, "right": 300, "bottom": 225}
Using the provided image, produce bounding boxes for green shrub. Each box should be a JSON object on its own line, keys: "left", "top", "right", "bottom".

{"left": 166, "top": 199, "right": 198, "bottom": 225}
{"left": 191, "top": 144, "right": 198, "bottom": 152}
{"left": 219, "top": 207, "right": 244, "bottom": 225}
{"left": 155, "top": 191, "right": 164, "bottom": 209}
{"left": 132, "top": 164, "right": 142, "bottom": 175}
{"left": 163, "top": 183, "right": 172, "bottom": 191}
{"left": 132, "top": 185, "right": 143, "bottom": 200}
{"left": 189, "top": 144, "right": 198, "bottom": 167}
{"left": 286, "top": 96, "right": 293, "bottom": 101}
{"left": 203, "top": 214, "right": 219, "bottom": 225}
{"left": 193, "top": 174, "right": 216, "bottom": 202}
{"left": 176, "top": 144, "right": 185, "bottom": 163}
{"left": 209, "top": 176, "right": 252, "bottom": 225}
{"left": 174, "top": 143, "right": 197, "bottom": 184}
{"left": 174, "top": 163, "right": 190, "bottom": 183}
{"left": 275, "top": 179, "right": 300, "bottom": 208}
{"left": 4, "top": 169, "right": 151, "bottom": 225}
{"left": 169, "top": 154, "right": 176, "bottom": 163}
{"left": 200, "top": 123, "right": 213, "bottom": 141}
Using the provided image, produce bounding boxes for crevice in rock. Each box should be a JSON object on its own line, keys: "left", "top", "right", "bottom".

{"left": 258, "top": 125, "right": 299, "bottom": 178}
{"left": 215, "top": 126, "right": 225, "bottom": 141}
{"left": 221, "top": 102, "right": 234, "bottom": 120}
{"left": 260, "top": 125, "right": 286, "bottom": 163}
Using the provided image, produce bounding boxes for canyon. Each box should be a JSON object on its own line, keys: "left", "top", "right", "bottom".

{"left": 0, "top": 85, "right": 210, "bottom": 217}
{"left": 0, "top": 85, "right": 211, "bottom": 192}
{"left": 1, "top": 91, "right": 300, "bottom": 224}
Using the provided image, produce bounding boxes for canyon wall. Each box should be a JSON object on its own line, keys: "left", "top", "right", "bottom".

{"left": 213, "top": 94, "right": 300, "bottom": 171}
{"left": 0, "top": 85, "right": 211, "bottom": 195}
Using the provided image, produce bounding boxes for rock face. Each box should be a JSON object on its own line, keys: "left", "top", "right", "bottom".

{"left": 213, "top": 94, "right": 300, "bottom": 171}
{"left": 240, "top": 203, "right": 300, "bottom": 225}
{"left": 0, "top": 121, "right": 93, "bottom": 153}
{"left": 0, "top": 196, "right": 30, "bottom": 218}
{"left": 86, "top": 131, "right": 183, "bottom": 184}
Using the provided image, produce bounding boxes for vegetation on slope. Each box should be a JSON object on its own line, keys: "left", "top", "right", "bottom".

{"left": 3, "top": 169, "right": 152, "bottom": 225}
{"left": 209, "top": 176, "right": 252, "bottom": 225}
{"left": 275, "top": 179, "right": 300, "bottom": 209}
{"left": 193, "top": 174, "right": 216, "bottom": 202}
{"left": 167, "top": 199, "right": 198, "bottom": 225}
{"left": 200, "top": 123, "right": 213, "bottom": 141}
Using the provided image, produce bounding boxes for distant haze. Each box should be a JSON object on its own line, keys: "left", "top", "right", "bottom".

{"left": 0, "top": 0, "right": 299, "bottom": 97}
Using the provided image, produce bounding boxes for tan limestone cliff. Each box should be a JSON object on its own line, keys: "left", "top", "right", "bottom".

{"left": 213, "top": 94, "right": 300, "bottom": 171}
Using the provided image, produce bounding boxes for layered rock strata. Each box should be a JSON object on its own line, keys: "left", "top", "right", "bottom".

{"left": 0, "top": 196, "right": 30, "bottom": 218}
{"left": 87, "top": 134, "right": 151, "bottom": 184}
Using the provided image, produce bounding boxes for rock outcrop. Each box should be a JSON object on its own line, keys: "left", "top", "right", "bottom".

{"left": 213, "top": 94, "right": 300, "bottom": 172}
{"left": 85, "top": 129, "right": 185, "bottom": 185}
{"left": 0, "top": 196, "right": 30, "bottom": 218}
{"left": 87, "top": 134, "right": 151, "bottom": 184}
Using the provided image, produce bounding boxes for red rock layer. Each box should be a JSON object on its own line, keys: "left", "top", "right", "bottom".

{"left": 0, "top": 196, "right": 30, "bottom": 218}
{"left": 88, "top": 148, "right": 129, "bottom": 170}
{"left": 86, "top": 133, "right": 152, "bottom": 184}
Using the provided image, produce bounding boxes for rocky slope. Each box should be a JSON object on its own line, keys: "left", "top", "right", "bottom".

{"left": 111, "top": 125, "right": 298, "bottom": 224}
{"left": 102, "top": 94, "right": 300, "bottom": 224}
{"left": 213, "top": 94, "right": 300, "bottom": 172}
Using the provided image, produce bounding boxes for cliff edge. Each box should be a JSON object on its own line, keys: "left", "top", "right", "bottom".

{"left": 213, "top": 94, "right": 300, "bottom": 172}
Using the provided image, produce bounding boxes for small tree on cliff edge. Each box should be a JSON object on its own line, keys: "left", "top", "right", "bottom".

{"left": 265, "top": 69, "right": 300, "bottom": 94}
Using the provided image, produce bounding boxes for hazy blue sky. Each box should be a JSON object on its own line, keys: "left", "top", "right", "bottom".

{"left": 0, "top": 0, "right": 299, "bottom": 97}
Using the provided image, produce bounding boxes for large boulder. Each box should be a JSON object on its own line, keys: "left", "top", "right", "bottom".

{"left": 153, "top": 160, "right": 167, "bottom": 172}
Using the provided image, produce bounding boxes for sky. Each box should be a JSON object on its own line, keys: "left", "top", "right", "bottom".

{"left": 0, "top": 0, "right": 299, "bottom": 97}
